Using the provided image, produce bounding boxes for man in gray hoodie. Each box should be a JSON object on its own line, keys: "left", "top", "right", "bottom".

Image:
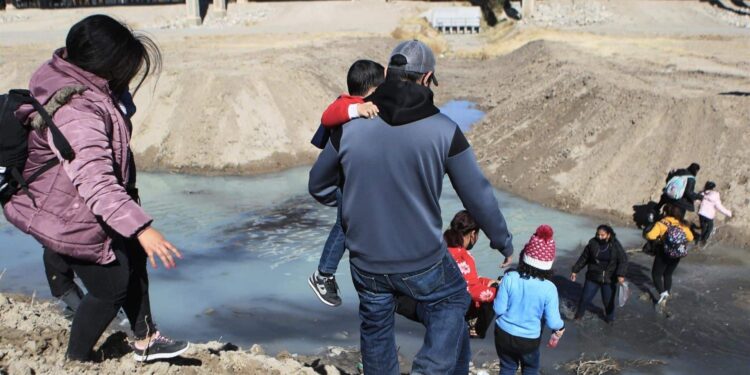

{"left": 309, "top": 40, "right": 513, "bottom": 375}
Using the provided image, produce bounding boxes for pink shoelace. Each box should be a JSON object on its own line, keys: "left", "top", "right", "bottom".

{"left": 135, "top": 331, "right": 173, "bottom": 350}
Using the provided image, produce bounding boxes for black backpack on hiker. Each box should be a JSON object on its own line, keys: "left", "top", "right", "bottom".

{"left": 0, "top": 89, "right": 74, "bottom": 206}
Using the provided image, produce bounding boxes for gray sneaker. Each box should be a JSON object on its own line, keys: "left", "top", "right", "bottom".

{"left": 132, "top": 332, "right": 189, "bottom": 362}
{"left": 308, "top": 271, "right": 342, "bottom": 307}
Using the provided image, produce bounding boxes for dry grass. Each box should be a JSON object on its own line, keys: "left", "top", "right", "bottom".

{"left": 562, "top": 354, "right": 620, "bottom": 375}
{"left": 560, "top": 353, "right": 666, "bottom": 375}
{"left": 391, "top": 17, "right": 448, "bottom": 55}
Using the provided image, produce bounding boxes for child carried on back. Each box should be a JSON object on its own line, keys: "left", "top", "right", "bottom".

{"left": 308, "top": 59, "right": 385, "bottom": 306}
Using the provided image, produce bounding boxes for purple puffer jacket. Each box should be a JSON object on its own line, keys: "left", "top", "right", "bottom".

{"left": 3, "top": 48, "right": 152, "bottom": 264}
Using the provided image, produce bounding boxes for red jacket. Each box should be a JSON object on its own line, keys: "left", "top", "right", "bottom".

{"left": 448, "top": 246, "right": 498, "bottom": 305}
{"left": 321, "top": 95, "right": 364, "bottom": 128}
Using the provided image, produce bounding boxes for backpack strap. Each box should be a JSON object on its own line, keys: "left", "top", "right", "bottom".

{"left": 6, "top": 158, "right": 59, "bottom": 208}
{"left": 657, "top": 219, "right": 673, "bottom": 241}
{"left": 27, "top": 158, "right": 60, "bottom": 183}
{"left": 9, "top": 90, "right": 75, "bottom": 161}
{"left": 9, "top": 166, "right": 36, "bottom": 207}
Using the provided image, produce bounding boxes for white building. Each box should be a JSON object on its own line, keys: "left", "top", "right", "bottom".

{"left": 424, "top": 7, "right": 482, "bottom": 34}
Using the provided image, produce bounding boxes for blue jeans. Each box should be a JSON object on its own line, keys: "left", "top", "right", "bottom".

{"left": 576, "top": 279, "right": 617, "bottom": 321}
{"left": 497, "top": 348, "right": 540, "bottom": 375}
{"left": 350, "top": 253, "right": 471, "bottom": 375}
{"left": 318, "top": 190, "right": 345, "bottom": 275}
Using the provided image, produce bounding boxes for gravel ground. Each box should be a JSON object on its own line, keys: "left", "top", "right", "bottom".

{"left": 521, "top": 0, "right": 613, "bottom": 27}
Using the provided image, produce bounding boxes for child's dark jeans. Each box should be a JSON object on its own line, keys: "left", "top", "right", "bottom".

{"left": 318, "top": 190, "right": 345, "bottom": 274}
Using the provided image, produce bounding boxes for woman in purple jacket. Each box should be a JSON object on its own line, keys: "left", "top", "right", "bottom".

{"left": 4, "top": 15, "right": 187, "bottom": 362}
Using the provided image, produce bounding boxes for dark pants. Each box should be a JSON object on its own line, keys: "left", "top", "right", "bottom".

{"left": 43, "top": 247, "right": 82, "bottom": 298}
{"left": 575, "top": 279, "right": 617, "bottom": 321}
{"left": 43, "top": 248, "right": 85, "bottom": 318}
{"left": 494, "top": 328, "right": 540, "bottom": 375}
{"left": 699, "top": 215, "right": 714, "bottom": 244}
{"left": 63, "top": 239, "right": 156, "bottom": 361}
{"left": 651, "top": 250, "right": 681, "bottom": 294}
{"left": 350, "top": 253, "right": 471, "bottom": 375}
{"left": 467, "top": 301, "right": 495, "bottom": 339}
{"left": 318, "top": 190, "right": 345, "bottom": 275}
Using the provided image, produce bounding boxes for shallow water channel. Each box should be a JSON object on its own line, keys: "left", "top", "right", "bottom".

{"left": 5, "top": 100, "right": 732, "bottom": 372}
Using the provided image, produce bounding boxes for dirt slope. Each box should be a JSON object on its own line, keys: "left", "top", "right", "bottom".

{"left": 449, "top": 39, "right": 750, "bottom": 246}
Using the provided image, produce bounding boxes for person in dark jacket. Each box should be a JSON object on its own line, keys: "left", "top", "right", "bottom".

{"left": 571, "top": 225, "right": 628, "bottom": 323}
{"left": 656, "top": 162, "right": 702, "bottom": 212}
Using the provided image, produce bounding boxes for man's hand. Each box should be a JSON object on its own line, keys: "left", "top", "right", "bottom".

{"left": 137, "top": 227, "right": 182, "bottom": 269}
{"left": 500, "top": 256, "right": 512, "bottom": 268}
{"left": 356, "top": 103, "right": 379, "bottom": 119}
{"left": 570, "top": 273, "right": 577, "bottom": 282}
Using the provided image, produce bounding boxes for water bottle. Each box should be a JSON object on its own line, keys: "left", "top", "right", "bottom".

{"left": 547, "top": 332, "right": 561, "bottom": 348}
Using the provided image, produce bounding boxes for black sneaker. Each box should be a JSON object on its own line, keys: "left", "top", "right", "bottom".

{"left": 308, "top": 271, "right": 342, "bottom": 307}
{"left": 132, "top": 332, "right": 190, "bottom": 362}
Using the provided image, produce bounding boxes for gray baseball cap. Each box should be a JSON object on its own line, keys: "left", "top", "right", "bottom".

{"left": 389, "top": 40, "right": 438, "bottom": 85}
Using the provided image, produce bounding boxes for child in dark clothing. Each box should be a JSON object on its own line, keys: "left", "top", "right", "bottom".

{"left": 308, "top": 60, "right": 385, "bottom": 306}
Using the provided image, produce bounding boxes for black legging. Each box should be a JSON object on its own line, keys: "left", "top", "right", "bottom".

{"left": 62, "top": 239, "right": 156, "bottom": 361}
{"left": 699, "top": 215, "right": 714, "bottom": 243}
{"left": 43, "top": 248, "right": 85, "bottom": 316}
{"left": 43, "top": 247, "right": 81, "bottom": 297}
{"left": 651, "top": 250, "right": 681, "bottom": 294}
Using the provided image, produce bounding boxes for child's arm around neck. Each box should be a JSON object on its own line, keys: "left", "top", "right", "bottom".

{"left": 321, "top": 95, "right": 365, "bottom": 128}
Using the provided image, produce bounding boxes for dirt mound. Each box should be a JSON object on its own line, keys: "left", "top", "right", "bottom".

{"left": 129, "top": 36, "right": 396, "bottom": 175}
{"left": 456, "top": 40, "right": 750, "bottom": 246}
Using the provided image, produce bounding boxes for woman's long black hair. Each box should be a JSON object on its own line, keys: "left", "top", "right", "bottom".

{"left": 66, "top": 15, "right": 162, "bottom": 96}
{"left": 443, "top": 210, "right": 478, "bottom": 248}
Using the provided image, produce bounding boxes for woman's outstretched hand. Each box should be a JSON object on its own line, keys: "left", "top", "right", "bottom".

{"left": 500, "top": 256, "right": 513, "bottom": 268}
{"left": 137, "top": 227, "right": 182, "bottom": 269}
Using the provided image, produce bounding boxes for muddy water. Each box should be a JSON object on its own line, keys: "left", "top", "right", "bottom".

{"left": 1, "top": 101, "right": 748, "bottom": 373}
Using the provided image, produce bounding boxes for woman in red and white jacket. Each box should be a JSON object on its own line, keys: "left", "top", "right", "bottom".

{"left": 444, "top": 210, "right": 501, "bottom": 338}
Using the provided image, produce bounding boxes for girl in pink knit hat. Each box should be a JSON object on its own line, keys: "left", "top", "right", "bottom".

{"left": 493, "top": 225, "right": 565, "bottom": 375}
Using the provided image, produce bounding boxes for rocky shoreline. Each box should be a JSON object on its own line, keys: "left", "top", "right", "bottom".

{"left": 0, "top": 293, "right": 509, "bottom": 375}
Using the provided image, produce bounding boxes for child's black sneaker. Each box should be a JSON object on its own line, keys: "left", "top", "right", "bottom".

{"left": 132, "top": 332, "right": 189, "bottom": 362}
{"left": 308, "top": 271, "right": 342, "bottom": 307}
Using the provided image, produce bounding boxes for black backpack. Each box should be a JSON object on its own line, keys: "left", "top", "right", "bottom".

{"left": 0, "top": 89, "right": 74, "bottom": 206}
